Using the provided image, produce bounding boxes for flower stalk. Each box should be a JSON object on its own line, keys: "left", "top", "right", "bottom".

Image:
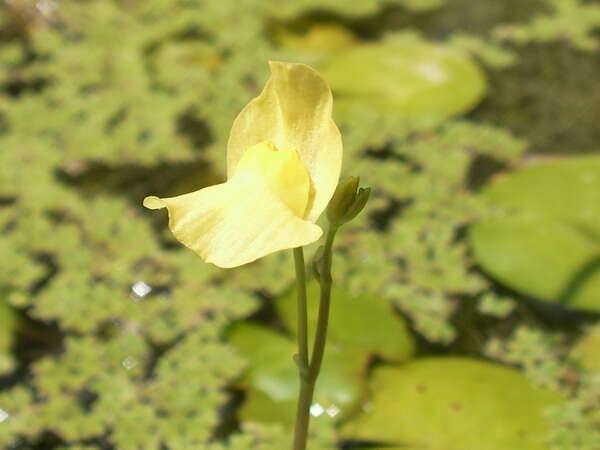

{"left": 141, "top": 61, "right": 367, "bottom": 450}
{"left": 292, "top": 178, "right": 370, "bottom": 450}
{"left": 293, "top": 247, "right": 309, "bottom": 380}
{"left": 293, "top": 225, "right": 337, "bottom": 450}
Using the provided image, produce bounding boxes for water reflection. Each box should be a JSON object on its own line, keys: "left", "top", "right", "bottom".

{"left": 309, "top": 403, "right": 341, "bottom": 418}
{"left": 309, "top": 403, "right": 324, "bottom": 417}
{"left": 121, "top": 356, "right": 138, "bottom": 370}
{"left": 326, "top": 404, "right": 340, "bottom": 417}
{"left": 130, "top": 281, "right": 152, "bottom": 300}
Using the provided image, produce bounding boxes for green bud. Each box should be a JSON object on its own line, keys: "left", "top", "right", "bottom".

{"left": 344, "top": 186, "right": 371, "bottom": 223}
{"left": 326, "top": 176, "right": 371, "bottom": 227}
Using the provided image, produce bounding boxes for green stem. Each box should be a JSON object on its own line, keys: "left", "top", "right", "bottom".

{"left": 293, "top": 247, "right": 309, "bottom": 377}
{"left": 293, "top": 247, "right": 310, "bottom": 450}
{"left": 292, "top": 377, "right": 315, "bottom": 450}
{"left": 292, "top": 226, "right": 338, "bottom": 450}
{"left": 308, "top": 226, "right": 337, "bottom": 377}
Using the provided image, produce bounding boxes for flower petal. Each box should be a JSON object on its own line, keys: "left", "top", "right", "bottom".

{"left": 143, "top": 143, "right": 322, "bottom": 268}
{"left": 234, "top": 142, "right": 311, "bottom": 218}
{"left": 227, "top": 61, "right": 342, "bottom": 222}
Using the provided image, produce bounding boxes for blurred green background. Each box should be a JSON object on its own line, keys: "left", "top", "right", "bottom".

{"left": 1, "top": 0, "right": 600, "bottom": 449}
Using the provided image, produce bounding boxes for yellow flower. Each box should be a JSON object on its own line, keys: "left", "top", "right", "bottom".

{"left": 144, "top": 61, "right": 342, "bottom": 268}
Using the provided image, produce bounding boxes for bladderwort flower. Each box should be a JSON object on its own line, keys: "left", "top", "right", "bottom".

{"left": 144, "top": 61, "right": 369, "bottom": 450}
{"left": 144, "top": 61, "right": 342, "bottom": 268}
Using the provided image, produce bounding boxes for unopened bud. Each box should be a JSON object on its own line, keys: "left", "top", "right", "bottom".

{"left": 326, "top": 177, "right": 371, "bottom": 227}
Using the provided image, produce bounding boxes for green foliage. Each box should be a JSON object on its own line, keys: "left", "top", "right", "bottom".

{"left": 494, "top": 0, "right": 600, "bottom": 51}
{"left": 571, "top": 325, "right": 600, "bottom": 372}
{"left": 448, "top": 33, "right": 517, "bottom": 68}
{"left": 342, "top": 358, "right": 564, "bottom": 450}
{"left": 0, "top": 327, "right": 249, "bottom": 448}
{"left": 545, "top": 389, "right": 600, "bottom": 450}
{"left": 276, "top": 281, "right": 415, "bottom": 360}
{"left": 228, "top": 322, "right": 364, "bottom": 427}
{"left": 0, "top": 299, "right": 17, "bottom": 373}
{"left": 478, "top": 292, "right": 516, "bottom": 318}
{"left": 336, "top": 120, "right": 526, "bottom": 342}
{"left": 550, "top": 326, "right": 600, "bottom": 449}
{"left": 470, "top": 157, "right": 600, "bottom": 311}
{"left": 228, "top": 283, "right": 414, "bottom": 427}
{"left": 322, "top": 32, "right": 487, "bottom": 121}
{"left": 485, "top": 326, "right": 565, "bottom": 390}
{"left": 0, "top": 0, "right": 598, "bottom": 448}
{"left": 485, "top": 326, "right": 600, "bottom": 450}
{"left": 209, "top": 422, "right": 334, "bottom": 450}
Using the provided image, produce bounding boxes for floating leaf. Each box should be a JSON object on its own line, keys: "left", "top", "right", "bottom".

{"left": 276, "top": 281, "right": 415, "bottom": 362}
{"left": 227, "top": 322, "right": 365, "bottom": 427}
{"left": 470, "top": 157, "right": 600, "bottom": 311}
{"left": 342, "top": 358, "right": 563, "bottom": 450}
{"left": 228, "top": 281, "right": 415, "bottom": 428}
{"left": 321, "top": 34, "right": 486, "bottom": 120}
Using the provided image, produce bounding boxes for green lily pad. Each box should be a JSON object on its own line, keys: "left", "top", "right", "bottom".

{"left": 321, "top": 34, "right": 486, "bottom": 120}
{"left": 228, "top": 282, "right": 415, "bottom": 427}
{"left": 342, "top": 358, "right": 563, "bottom": 450}
{"left": 276, "top": 281, "right": 415, "bottom": 362}
{"left": 227, "top": 323, "right": 366, "bottom": 427}
{"left": 470, "top": 157, "right": 600, "bottom": 311}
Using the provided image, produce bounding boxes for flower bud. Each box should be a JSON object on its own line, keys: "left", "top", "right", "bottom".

{"left": 326, "top": 177, "right": 371, "bottom": 227}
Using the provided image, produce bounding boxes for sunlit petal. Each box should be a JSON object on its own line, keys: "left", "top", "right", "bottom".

{"left": 234, "top": 142, "right": 311, "bottom": 218}
{"left": 144, "top": 142, "right": 322, "bottom": 268}
{"left": 227, "top": 61, "right": 342, "bottom": 222}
